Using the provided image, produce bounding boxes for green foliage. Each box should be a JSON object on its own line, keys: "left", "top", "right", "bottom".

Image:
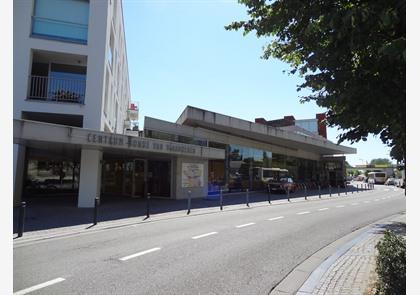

{"left": 226, "top": 0, "right": 405, "bottom": 161}
{"left": 375, "top": 230, "right": 406, "bottom": 295}
{"left": 370, "top": 158, "right": 392, "bottom": 166}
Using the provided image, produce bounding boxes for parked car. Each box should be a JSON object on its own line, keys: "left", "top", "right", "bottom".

{"left": 385, "top": 178, "right": 396, "bottom": 186}
{"left": 268, "top": 177, "right": 297, "bottom": 193}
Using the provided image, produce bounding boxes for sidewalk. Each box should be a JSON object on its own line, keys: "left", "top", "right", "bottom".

{"left": 13, "top": 185, "right": 364, "bottom": 244}
{"left": 271, "top": 213, "right": 406, "bottom": 295}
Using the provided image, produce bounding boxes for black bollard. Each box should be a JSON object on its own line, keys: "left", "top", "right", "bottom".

{"left": 345, "top": 184, "right": 347, "bottom": 196}
{"left": 187, "top": 190, "right": 191, "bottom": 215}
{"left": 17, "top": 201, "right": 26, "bottom": 238}
{"left": 220, "top": 189, "right": 223, "bottom": 211}
{"left": 356, "top": 184, "right": 359, "bottom": 193}
{"left": 318, "top": 185, "right": 321, "bottom": 199}
{"left": 287, "top": 186, "right": 290, "bottom": 202}
{"left": 246, "top": 188, "right": 250, "bottom": 207}
{"left": 268, "top": 184, "right": 271, "bottom": 204}
{"left": 146, "top": 193, "right": 151, "bottom": 218}
{"left": 93, "top": 197, "right": 99, "bottom": 225}
{"left": 338, "top": 185, "right": 340, "bottom": 196}
{"left": 329, "top": 185, "right": 332, "bottom": 197}
{"left": 304, "top": 185, "right": 307, "bottom": 200}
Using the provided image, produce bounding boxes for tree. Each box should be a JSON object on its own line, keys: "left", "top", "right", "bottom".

{"left": 226, "top": 0, "right": 406, "bottom": 162}
{"left": 370, "top": 158, "right": 392, "bottom": 166}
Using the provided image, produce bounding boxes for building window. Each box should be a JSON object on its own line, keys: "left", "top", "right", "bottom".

{"left": 31, "top": 0, "right": 89, "bottom": 44}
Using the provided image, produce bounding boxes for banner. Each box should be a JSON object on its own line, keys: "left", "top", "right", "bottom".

{"left": 182, "top": 163, "right": 204, "bottom": 188}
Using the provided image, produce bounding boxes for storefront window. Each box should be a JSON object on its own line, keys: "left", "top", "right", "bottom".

{"left": 25, "top": 159, "right": 79, "bottom": 195}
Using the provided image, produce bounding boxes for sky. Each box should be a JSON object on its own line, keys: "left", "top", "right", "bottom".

{"left": 122, "top": 0, "right": 395, "bottom": 167}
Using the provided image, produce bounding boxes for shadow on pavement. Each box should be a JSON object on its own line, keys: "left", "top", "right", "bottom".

{"left": 13, "top": 186, "right": 360, "bottom": 233}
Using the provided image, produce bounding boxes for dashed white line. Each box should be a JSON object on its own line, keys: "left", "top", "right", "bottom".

{"left": 374, "top": 199, "right": 380, "bottom": 201}
{"left": 382, "top": 197, "right": 386, "bottom": 200}
{"left": 336, "top": 205, "right": 345, "bottom": 208}
{"left": 351, "top": 203, "right": 359, "bottom": 206}
{"left": 318, "top": 208, "right": 329, "bottom": 211}
{"left": 236, "top": 222, "right": 256, "bottom": 228}
{"left": 297, "top": 211, "right": 310, "bottom": 215}
{"left": 14, "top": 278, "right": 66, "bottom": 295}
{"left": 192, "top": 232, "right": 218, "bottom": 240}
{"left": 384, "top": 189, "right": 390, "bottom": 191}
{"left": 268, "top": 216, "right": 284, "bottom": 221}
{"left": 363, "top": 201, "right": 371, "bottom": 203}
{"left": 119, "top": 247, "right": 161, "bottom": 261}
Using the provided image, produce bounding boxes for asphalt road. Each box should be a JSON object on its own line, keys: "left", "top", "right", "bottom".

{"left": 13, "top": 185, "right": 405, "bottom": 295}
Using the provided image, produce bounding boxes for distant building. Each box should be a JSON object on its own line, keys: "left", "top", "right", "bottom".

{"left": 255, "top": 113, "right": 327, "bottom": 139}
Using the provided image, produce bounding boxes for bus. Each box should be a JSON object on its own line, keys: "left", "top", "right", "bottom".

{"left": 367, "top": 171, "right": 387, "bottom": 184}
{"left": 253, "top": 167, "right": 289, "bottom": 183}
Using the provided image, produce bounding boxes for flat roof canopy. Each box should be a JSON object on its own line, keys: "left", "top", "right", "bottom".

{"left": 14, "top": 119, "right": 225, "bottom": 160}
{"left": 176, "top": 106, "right": 357, "bottom": 156}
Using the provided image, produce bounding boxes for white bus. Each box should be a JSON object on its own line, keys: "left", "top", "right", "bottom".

{"left": 254, "top": 167, "right": 289, "bottom": 183}
{"left": 367, "top": 171, "right": 387, "bottom": 184}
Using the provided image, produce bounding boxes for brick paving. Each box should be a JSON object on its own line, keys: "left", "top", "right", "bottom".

{"left": 311, "top": 234, "right": 380, "bottom": 295}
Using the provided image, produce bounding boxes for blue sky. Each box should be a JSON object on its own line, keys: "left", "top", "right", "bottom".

{"left": 122, "top": 0, "right": 394, "bottom": 167}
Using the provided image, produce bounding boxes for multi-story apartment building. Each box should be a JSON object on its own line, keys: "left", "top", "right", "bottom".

{"left": 13, "top": 0, "right": 134, "bottom": 206}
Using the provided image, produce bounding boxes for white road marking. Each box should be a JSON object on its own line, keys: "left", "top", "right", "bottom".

{"left": 119, "top": 247, "right": 161, "bottom": 261}
{"left": 268, "top": 216, "right": 284, "bottom": 221}
{"left": 384, "top": 189, "right": 390, "bottom": 191}
{"left": 382, "top": 197, "right": 386, "bottom": 200}
{"left": 363, "top": 201, "right": 371, "bottom": 203}
{"left": 374, "top": 199, "right": 380, "bottom": 201}
{"left": 191, "top": 232, "right": 218, "bottom": 239}
{"left": 297, "top": 211, "right": 310, "bottom": 215}
{"left": 336, "top": 205, "right": 345, "bottom": 208}
{"left": 236, "top": 223, "right": 256, "bottom": 228}
{"left": 14, "top": 278, "right": 66, "bottom": 295}
{"left": 351, "top": 203, "right": 359, "bottom": 205}
{"left": 318, "top": 208, "right": 329, "bottom": 211}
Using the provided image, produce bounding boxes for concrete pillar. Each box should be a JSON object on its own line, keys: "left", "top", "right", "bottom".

{"left": 78, "top": 149, "right": 102, "bottom": 208}
{"left": 13, "top": 144, "right": 26, "bottom": 205}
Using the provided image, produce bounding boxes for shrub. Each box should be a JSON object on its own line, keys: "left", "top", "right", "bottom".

{"left": 375, "top": 230, "right": 406, "bottom": 295}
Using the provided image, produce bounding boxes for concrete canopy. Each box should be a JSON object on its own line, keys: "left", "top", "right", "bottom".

{"left": 176, "top": 106, "right": 357, "bottom": 156}
{"left": 13, "top": 119, "right": 225, "bottom": 160}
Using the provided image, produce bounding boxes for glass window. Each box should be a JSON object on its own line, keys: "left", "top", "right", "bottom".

{"left": 32, "top": 0, "right": 89, "bottom": 43}
{"left": 25, "top": 159, "right": 79, "bottom": 195}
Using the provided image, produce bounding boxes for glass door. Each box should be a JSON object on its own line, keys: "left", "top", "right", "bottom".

{"left": 132, "top": 159, "right": 146, "bottom": 198}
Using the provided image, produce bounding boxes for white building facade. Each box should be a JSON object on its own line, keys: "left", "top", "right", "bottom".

{"left": 13, "top": 0, "right": 132, "bottom": 207}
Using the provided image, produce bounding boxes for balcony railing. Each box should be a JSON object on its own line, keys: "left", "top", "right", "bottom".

{"left": 28, "top": 75, "right": 86, "bottom": 104}
{"left": 31, "top": 16, "right": 88, "bottom": 44}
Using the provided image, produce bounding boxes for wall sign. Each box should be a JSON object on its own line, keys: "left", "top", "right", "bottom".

{"left": 182, "top": 163, "right": 204, "bottom": 188}
{"left": 86, "top": 133, "right": 196, "bottom": 155}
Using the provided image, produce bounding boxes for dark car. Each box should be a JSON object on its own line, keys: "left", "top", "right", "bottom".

{"left": 268, "top": 177, "right": 297, "bottom": 193}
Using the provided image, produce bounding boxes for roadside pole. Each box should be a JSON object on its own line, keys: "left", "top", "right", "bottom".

{"left": 17, "top": 201, "right": 26, "bottom": 238}
{"left": 93, "top": 197, "right": 99, "bottom": 225}
{"left": 187, "top": 190, "right": 191, "bottom": 215}
{"left": 219, "top": 189, "right": 223, "bottom": 211}
{"left": 146, "top": 193, "right": 151, "bottom": 218}
{"left": 246, "top": 188, "right": 250, "bottom": 207}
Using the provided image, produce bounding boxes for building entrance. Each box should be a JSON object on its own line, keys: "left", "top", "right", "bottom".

{"left": 101, "top": 158, "right": 171, "bottom": 199}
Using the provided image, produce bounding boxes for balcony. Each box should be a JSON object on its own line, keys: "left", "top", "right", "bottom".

{"left": 31, "top": 0, "right": 89, "bottom": 44}
{"left": 32, "top": 16, "right": 88, "bottom": 44}
{"left": 28, "top": 75, "right": 86, "bottom": 104}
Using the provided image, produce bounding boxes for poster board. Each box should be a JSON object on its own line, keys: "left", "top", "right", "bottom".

{"left": 182, "top": 163, "right": 204, "bottom": 188}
